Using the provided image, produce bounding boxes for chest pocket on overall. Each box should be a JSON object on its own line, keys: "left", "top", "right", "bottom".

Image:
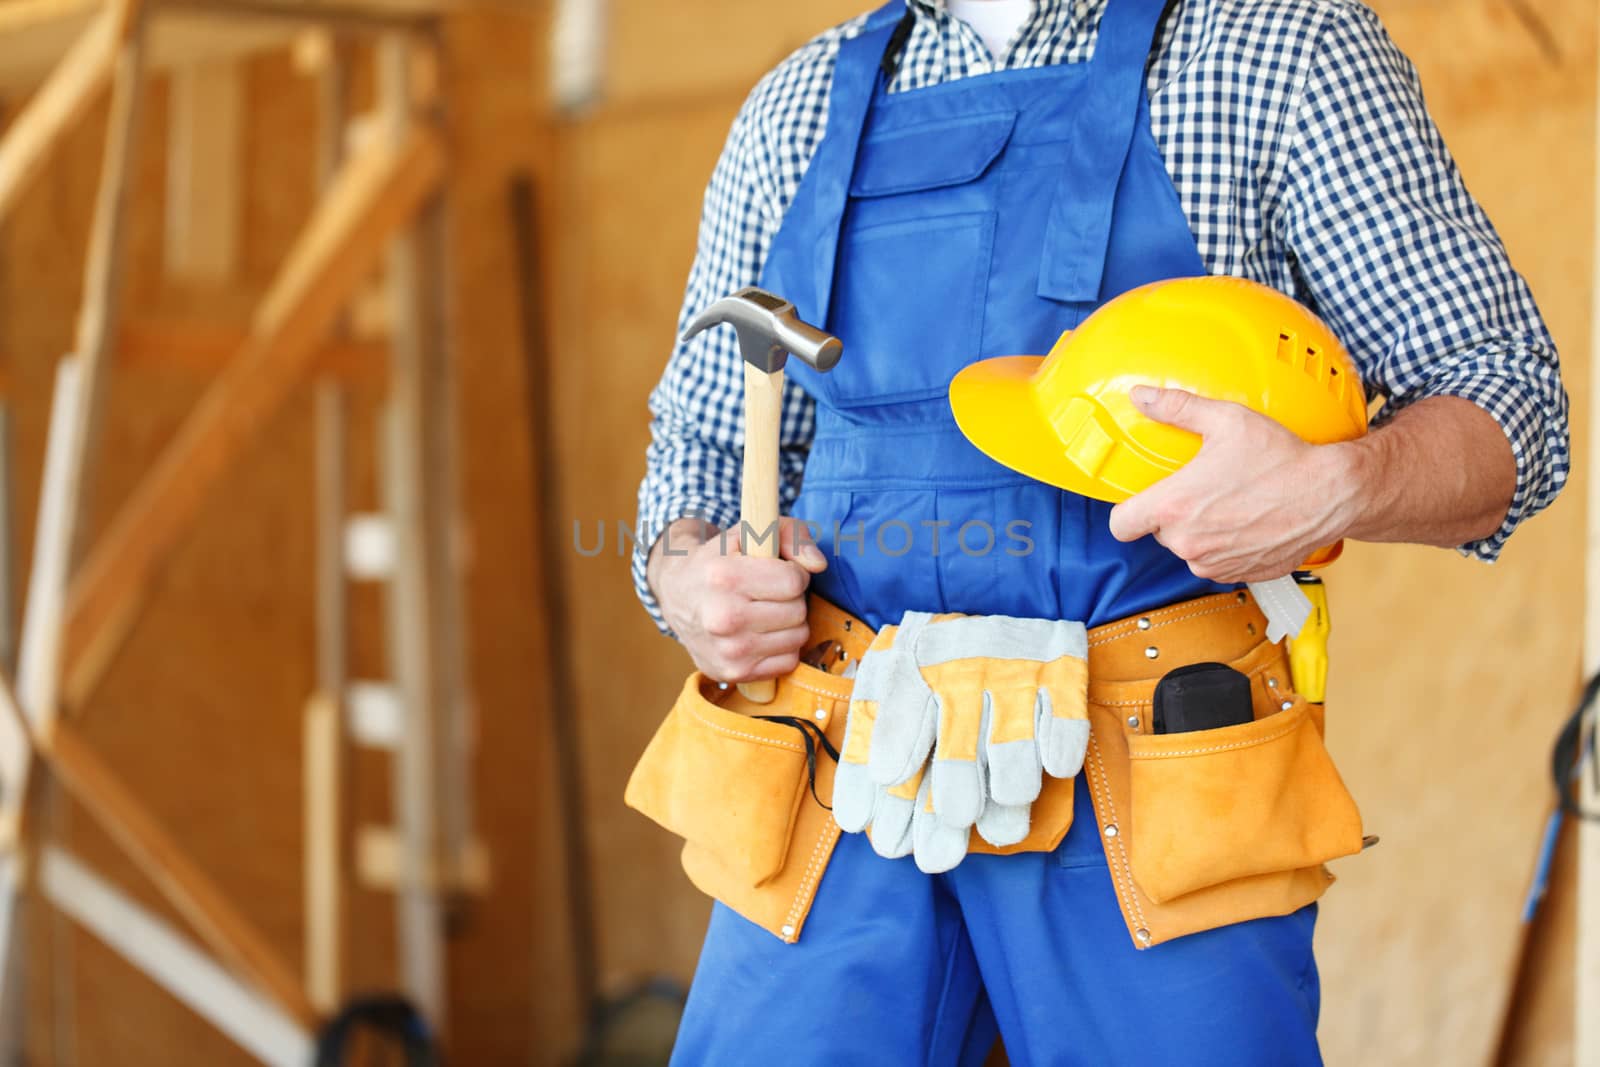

{"left": 816, "top": 110, "right": 1017, "bottom": 410}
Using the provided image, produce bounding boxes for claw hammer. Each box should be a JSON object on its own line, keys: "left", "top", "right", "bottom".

{"left": 683, "top": 288, "right": 843, "bottom": 703}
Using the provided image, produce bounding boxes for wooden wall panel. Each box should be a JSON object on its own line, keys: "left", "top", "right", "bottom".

{"left": 1316, "top": 1, "right": 1593, "bottom": 1064}
{"left": 604, "top": 0, "right": 877, "bottom": 108}
{"left": 1500, "top": 819, "right": 1578, "bottom": 1066}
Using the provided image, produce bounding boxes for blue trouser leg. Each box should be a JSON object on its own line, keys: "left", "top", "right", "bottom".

{"left": 671, "top": 831, "right": 999, "bottom": 1066}
{"left": 946, "top": 778, "right": 1322, "bottom": 1067}
{"left": 673, "top": 779, "right": 1321, "bottom": 1065}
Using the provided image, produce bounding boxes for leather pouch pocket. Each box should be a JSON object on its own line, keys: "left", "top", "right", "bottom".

{"left": 624, "top": 673, "right": 811, "bottom": 888}
{"left": 1125, "top": 699, "right": 1363, "bottom": 904}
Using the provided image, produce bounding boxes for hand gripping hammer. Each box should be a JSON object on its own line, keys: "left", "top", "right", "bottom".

{"left": 682, "top": 287, "right": 843, "bottom": 704}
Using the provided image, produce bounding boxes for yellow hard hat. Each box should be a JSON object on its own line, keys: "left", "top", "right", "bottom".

{"left": 950, "top": 275, "right": 1368, "bottom": 505}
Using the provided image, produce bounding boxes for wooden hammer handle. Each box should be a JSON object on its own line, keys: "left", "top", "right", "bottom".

{"left": 738, "top": 362, "right": 784, "bottom": 704}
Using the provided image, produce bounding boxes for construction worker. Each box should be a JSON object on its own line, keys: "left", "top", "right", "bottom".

{"left": 633, "top": 0, "right": 1569, "bottom": 1063}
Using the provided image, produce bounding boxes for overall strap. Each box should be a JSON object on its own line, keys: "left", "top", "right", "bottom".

{"left": 1037, "top": 0, "right": 1179, "bottom": 303}
{"left": 807, "top": 4, "right": 907, "bottom": 328}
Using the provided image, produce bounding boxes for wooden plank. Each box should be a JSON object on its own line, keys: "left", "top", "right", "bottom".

{"left": 0, "top": 0, "right": 100, "bottom": 37}
{"left": 0, "top": 11, "right": 301, "bottom": 96}
{"left": 117, "top": 318, "right": 388, "bottom": 385}
{"left": 164, "top": 60, "right": 243, "bottom": 285}
{"left": 0, "top": 847, "right": 25, "bottom": 1060}
{"left": 0, "top": 674, "right": 32, "bottom": 1051}
{"left": 41, "top": 847, "right": 314, "bottom": 1066}
{"left": 14, "top": 360, "right": 81, "bottom": 740}
{"left": 62, "top": 23, "right": 146, "bottom": 565}
{"left": 40, "top": 718, "right": 317, "bottom": 1025}
{"left": 302, "top": 691, "right": 342, "bottom": 1013}
{"left": 378, "top": 32, "right": 446, "bottom": 1027}
{"left": 58, "top": 122, "right": 446, "bottom": 712}
{"left": 306, "top": 343, "right": 351, "bottom": 1014}
{"left": 0, "top": 403, "right": 13, "bottom": 675}
{"left": 356, "top": 826, "right": 490, "bottom": 894}
{"left": 305, "top": 35, "right": 354, "bottom": 1014}
{"left": 0, "top": 0, "right": 143, "bottom": 221}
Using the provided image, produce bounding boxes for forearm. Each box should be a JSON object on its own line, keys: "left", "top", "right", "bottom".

{"left": 1331, "top": 395, "right": 1515, "bottom": 549}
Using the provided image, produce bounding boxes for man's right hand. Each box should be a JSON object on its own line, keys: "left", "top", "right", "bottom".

{"left": 648, "top": 516, "right": 828, "bottom": 683}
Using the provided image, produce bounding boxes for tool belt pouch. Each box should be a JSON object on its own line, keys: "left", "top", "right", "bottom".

{"left": 1124, "top": 697, "right": 1364, "bottom": 905}
{"left": 625, "top": 667, "right": 849, "bottom": 942}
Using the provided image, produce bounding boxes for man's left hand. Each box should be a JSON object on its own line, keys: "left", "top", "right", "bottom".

{"left": 1107, "top": 386, "right": 1358, "bottom": 583}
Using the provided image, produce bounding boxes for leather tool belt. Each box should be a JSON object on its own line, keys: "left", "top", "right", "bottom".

{"left": 625, "top": 590, "right": 1365, "bottom": 947}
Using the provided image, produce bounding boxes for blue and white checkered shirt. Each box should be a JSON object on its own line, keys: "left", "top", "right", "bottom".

{"left": 634, "top": 0, "right": 1570, "bottom": 629}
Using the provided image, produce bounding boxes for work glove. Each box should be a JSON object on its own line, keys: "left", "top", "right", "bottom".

{"left": 832, "top": 611, "right": 1090, "bottom": 873}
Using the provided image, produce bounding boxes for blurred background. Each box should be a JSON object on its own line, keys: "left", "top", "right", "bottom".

{"left": 0, "top": 0, "right": 1592, "bottom": 1064}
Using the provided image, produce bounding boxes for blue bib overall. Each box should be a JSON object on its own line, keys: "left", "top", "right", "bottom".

{"left": 673, "top": 4, "right": 1322, "bottom": 1063}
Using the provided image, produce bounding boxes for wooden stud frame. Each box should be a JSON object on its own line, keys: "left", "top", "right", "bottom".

{"left": 0, "top": 1, "right": 477, "bottom": 1059}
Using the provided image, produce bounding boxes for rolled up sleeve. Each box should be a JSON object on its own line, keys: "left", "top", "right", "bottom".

{"left": 1273, "top": 2, "right": 1570, "bottom": 560}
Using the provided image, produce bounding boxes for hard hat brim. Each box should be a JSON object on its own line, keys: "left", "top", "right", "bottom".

{"left": 950, "top": 355, "right": 1127, "bottom": 503}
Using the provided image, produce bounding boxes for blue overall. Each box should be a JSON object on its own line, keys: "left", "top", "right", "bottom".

{"left": 673, "top": 2, "right": 1323, "bottom": 1063}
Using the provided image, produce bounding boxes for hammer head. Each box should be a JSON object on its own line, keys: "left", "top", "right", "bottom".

{"left": 682, "top": 287, "right": 843, "bottom": 375}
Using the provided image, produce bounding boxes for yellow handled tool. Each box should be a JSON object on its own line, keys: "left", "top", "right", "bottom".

{"left": 1287, "top": 575, "right": 1330, "bottom": 703}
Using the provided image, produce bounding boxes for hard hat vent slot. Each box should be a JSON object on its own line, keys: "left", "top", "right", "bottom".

{"left": 1304, "top": 345, "right": 1325, "bottom": 382}
{"left": 1275, "top": 332, "right": 1297, "bottom": 365}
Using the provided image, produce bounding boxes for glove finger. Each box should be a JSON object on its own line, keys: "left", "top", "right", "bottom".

{"left": 984, "top": 683, "right": 1043, "bottom": 807}
{"left": 861, "top": 654, "right": 938, "bottom": 787}
{"left": 831, "top": 759, "right": 877, "bottom": 834}
{"left": 832, "top": 690, "right": 881, "bottom": 834}
{"left": 866, "top": 769, "right": 921, "bottom": 858}
{"left": 1036, "top": 687, "right": 1090, "bottom": 779}
{"left": 930, "top": 691, "right": 984, "bottom": 828}
{"left": 975, "top": 799, "right": 1030, "bottom": 848}
{"left": 912, "top": 773, "right": 969, "bottom": 874}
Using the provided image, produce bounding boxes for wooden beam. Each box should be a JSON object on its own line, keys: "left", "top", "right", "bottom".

{"left": 164, "top": 59, "right": 243, "bottom": 285}
{"left": 42, "top": 847, "right": 314, "bottom": 1066}
{"left": 302, "top": 690, "right": 344, "bottom": 1013}
{"left": 0, "top": 0, "right": 143, "bottom": 221}
{"left": 63, "top": 22, "right": 146, "bottom": 565}
{"left": 58, "top": 122, "right": 445, "bottom": 712}
{"left": 377, "top": 32, "right": 454, "bottom": 1026}
{"left": 0, "top": 402, "right": 12, "bottom": 674}
{"left": 0, "top": 360, "right": 80, "bottom": 1050}
{"left": 117, "top": 318, "right": 389, "bottom": 385}
{"left": 15, "top": 18, "right": 145, "bottom": 737}
{"left": 14, "top": 359, "right": 82, "bottom": 742}
{"left": 356, "top": 825, "right": 490, "bottom": 894}
{"left": 158, "top": 0, "right": 440, "bottom": 34}
{"left": 0, "top": 0, "right": 100, "bottom": 38}
{"left": 40, "top": 718, "right": 317, "bottom": 1025}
